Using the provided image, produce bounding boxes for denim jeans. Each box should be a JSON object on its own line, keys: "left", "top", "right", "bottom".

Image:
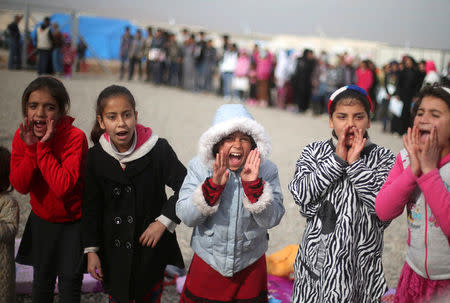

{"left": 52, "top": 47, "right": 63, "bottom": 74}
{"left": 8, "top": 39, "right": 21, "bottom": 69}
{"left": 221, "top": 72, "right": 233, "bottom": 97}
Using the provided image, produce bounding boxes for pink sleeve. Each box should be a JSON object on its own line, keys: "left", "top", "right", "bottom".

{"left": 375, "top": 153, "right": 418, "bottom": 221}
{"left": 418, "top": 169, "right": 450, "bottom": 236}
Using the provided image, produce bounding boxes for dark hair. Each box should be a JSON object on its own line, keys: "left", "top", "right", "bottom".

{"left": 0, "top": 146, "right": 12, "bottom": 194}
{"left": 329, "top": 89, "right": 371, "bottom": 117}
{"left": 211, "top": 133, "right": 257, "bottom": 157}
{"left": 21, "top": 76, "right": 70, "bottom": 117}
{"left": 411, "top": 84, "right": 450, "bottom": 122}
{"left": 90, "top": 85, "right": 136, "bottom": 144}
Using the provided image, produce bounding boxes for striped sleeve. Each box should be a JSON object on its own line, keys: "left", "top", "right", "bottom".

{"left": 288, "top": 142, "right": 345, "bottom": 218}
{"left": 346, "top": 146, "right": 396, "bottom": 215}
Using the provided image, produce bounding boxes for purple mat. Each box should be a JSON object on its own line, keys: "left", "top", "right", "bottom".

{"left": 15, "top": 238, "right": 104, "bottom": 294}
{"left": 268, "top": 274, "right": 293, "bottom": 303}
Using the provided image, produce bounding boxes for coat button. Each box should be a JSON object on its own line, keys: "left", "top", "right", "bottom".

{"left": 125, "top": 186, "right": 132, "bottom": 193}
{"left": 127, "top": 216, "right": 133, "bottom": 224}
{"left": 125, "top": 241, "right": 132, "bottom": 249}
{"left": 113, "top": 187, "right": 121, "bottom": 196}
{"left": 114, "top": 239, "right": 121, "bottom": 247}
{"left": 114, "top": 217, "right": 122, "bottom": 224}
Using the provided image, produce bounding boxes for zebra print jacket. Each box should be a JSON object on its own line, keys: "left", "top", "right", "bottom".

{"left": 288, "top": 139, "right": 395, "bottom": 303}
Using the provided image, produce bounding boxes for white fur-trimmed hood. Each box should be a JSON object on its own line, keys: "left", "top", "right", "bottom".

{"left": 198, "top": 104, "right": 271, "bottom": 168}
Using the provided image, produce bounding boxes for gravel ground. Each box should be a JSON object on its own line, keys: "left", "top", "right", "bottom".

{"left": 0, "top": 69, "right": 407, "bottom": 302}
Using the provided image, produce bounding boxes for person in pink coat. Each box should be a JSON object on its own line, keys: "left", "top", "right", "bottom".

{"left": 253, "top": 48, "right": 274, "bottom": 107}
{"left": 376, "top": 85, "right": 450, "bottom": 303}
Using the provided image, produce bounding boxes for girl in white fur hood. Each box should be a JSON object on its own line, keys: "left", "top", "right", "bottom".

{"left": 176, "top": 104, "right": 284, "bottom": 302}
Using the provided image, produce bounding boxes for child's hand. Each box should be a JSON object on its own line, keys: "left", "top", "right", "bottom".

{"left": 40, "top": 118, "right": 55, "bottom": 143}
{"left": 403, "top": 126, "right": 422, "bottom": 176}
{"left": 19, "top": 118, "right": 39, "bottom": 146}
{"left": 241, "top": 148, "right": 261, "bottom": 182}
{"left": 87, "top": 252, "right": 103, "bottom": 281}
{"left": 419, "top": 126, "right": 441, "bottom": 175}
{"left": 347, "top": 127, "right": 366, "bottom": 164}
{"left": 336, "top": 125, "right": 349, "bottom": 161}
{"left": 212, "top": 150, "right": 230, "bottom": 186}
{"left": 139, "top": 220, "right": 166, "bottom": 248}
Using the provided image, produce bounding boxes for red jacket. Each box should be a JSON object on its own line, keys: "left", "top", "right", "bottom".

{"left": 10, "top": 116, "right": 88, "bottom": 223}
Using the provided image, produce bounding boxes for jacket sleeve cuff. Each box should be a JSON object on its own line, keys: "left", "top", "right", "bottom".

{"left": 202, "top": 177, "right": 225, "bottom": 206}
{"left": 84, "top": 247, "right": 100, "bottom": 254}
{"left": 333, "top": 153, "right": 349, "bottom": 167}
{"left": 193, "top": 182, "right": 220, "bottom": 216}
{"left": 156, "top": 215, "right": 177, "bottom": 233}
{"left": 242, "top": 178, "right": 264, "bottom": 203}
{"left": 243, "top": 181, "right": 273, "bottom": 214}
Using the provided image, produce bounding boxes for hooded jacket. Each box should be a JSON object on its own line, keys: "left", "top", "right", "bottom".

{"left": 82, "top": 124, "right": 186, "bottom": 302}
{"left": 176, "top": 104, "right": 285, "bottom": 277}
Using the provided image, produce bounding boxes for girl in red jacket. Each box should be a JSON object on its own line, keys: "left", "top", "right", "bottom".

{"left": 10, "top": 76, "right": 88, "bottom": 302}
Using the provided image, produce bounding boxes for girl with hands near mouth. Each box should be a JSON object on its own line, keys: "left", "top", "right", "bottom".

{"left": 82, "top": 85, "right": 186, "bottom": 303}
{"left": 289, "top": 85, "right": 395, "bottom": 303}
{"left": 376, "top": 85, "right": 450, "bottom": 303}
{"left": 11, "top": 76, "right": 88, "bottom": 302}
{"left": 176, "top": 104, "right": 284, "bottom": 302}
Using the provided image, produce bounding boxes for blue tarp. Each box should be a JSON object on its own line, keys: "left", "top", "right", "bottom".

{"left": 33, "top": 13, "right": 143, "bottom": 60}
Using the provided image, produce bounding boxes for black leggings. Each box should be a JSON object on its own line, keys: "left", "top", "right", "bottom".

{"left": 32, "top": 268, "right": 83, "bottom": 303}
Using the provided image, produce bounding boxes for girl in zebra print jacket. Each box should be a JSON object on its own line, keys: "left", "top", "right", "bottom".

{"left": 289, "top": 85, "right": 395, "bottom": 303}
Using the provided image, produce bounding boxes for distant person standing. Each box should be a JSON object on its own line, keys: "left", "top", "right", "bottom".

{"left": 7, "top": 15, "right": 22, "bottom": 70}
{"left": 194, "top": 31, "right": 207, "bottom": 91}
{"left": 203, "top": 39, "right": 217, "bottom": 92}
{"left": 291, "top": 49, "right": 316, "bottom": 112}
{"left": 391, "top": 55, "right": 422, "bottom": 135}
{"left": 75, "top": 39, "right": 87, "bottom": 72}
{"left": 36, "top": 17, "right": 53, "bottom": 75}
{"left": 149, "top": 28, "right": 166, "bottom": 84}
{"left": 144, "top": 27, "right": 153, "bottom": 81}
{"left": 128, "top": 29, "right": 145, "bottom": 80}
{"left": 119, "top": 26, "right": 132, "bottom": 80}
{"left": 51, "top": 23, "right": 63, "bottom": 75}
{"left": 166, "top": 33, "right": 182, "bottom": 86}
{"left": 183, "top": 34, "right": 196, "bottom": 91}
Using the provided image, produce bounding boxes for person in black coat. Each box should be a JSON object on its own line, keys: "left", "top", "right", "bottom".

{"left": 291, "top": 49, "right": 316, "bottom": 112}
{"left": 82, "top": 85, "right": 186, "bottom": 303}
{"left": 391, "top": 55, "right": 422, "bottom": 135}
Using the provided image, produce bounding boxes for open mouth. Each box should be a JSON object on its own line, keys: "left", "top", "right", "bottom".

{"left": 33, "top": 120, "right": 46, "bottom": 131}
{"left": 419, "top": 129, "right": 431, "bottom": 139}
{"left": 116, "top": 131, "right": 129, "bottom": 140}
{"left": 229, "top": 152, "right": 242, "bottom": 166}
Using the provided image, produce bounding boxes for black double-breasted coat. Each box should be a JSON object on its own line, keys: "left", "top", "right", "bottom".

{"left": 82, "top": 138, "right": 186, "bottom": 302}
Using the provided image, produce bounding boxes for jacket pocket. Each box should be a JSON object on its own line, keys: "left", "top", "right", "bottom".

{"left": 243, "top": 230, "right": 262, "bottom": 250}
{"left": 199, "top": 228, "right": 214, "bottom": 250}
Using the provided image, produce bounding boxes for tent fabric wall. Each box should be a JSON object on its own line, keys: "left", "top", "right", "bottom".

{"left": 34, "top": 13, "right": 141, "bottom": 60}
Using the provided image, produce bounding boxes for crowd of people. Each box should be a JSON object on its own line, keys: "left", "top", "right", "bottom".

{"left": 119, "top": 25, "right": 450, "bottom": 136}
{"left": 1, "top": 75, "right": 450, "bottom": 303}
{"left": 6, "top": 15, "right": 88, "bottom": 77}
{"left": 6, "top": 14, "right": 450, "bottom": 138}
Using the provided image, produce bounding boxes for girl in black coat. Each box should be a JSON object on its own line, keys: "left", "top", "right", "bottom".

{"left": 82, "top": 85, "right": 186, "bottom": 303}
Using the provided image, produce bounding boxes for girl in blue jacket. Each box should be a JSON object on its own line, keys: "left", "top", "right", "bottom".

{"left": 176, "top": 104, "right": 284, "bottom": 302}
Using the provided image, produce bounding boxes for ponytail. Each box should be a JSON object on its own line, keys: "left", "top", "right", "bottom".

{"left": 90, "top": 120, "right": 104, "bottom": 144}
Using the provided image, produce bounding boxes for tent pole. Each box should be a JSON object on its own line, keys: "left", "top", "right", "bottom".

{"left": 79, "top": 35, "right": 111, "bottom": 74}
{"left": 71, "top": 11, "right": 78, "bottom": 72}
{"left": 22, "top": 1, "right": 30, "bottom": 68}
